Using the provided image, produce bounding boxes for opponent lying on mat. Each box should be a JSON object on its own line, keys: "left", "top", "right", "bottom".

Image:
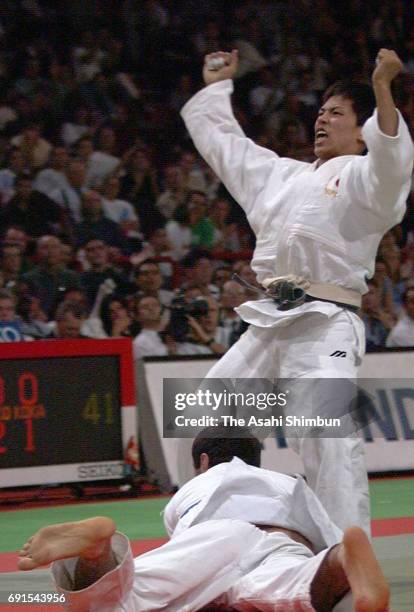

{"left": 19, "top": 426, "right": 389, "bottom": 611}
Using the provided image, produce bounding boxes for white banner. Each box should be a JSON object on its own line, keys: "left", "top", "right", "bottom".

{"left": 141, "top": 351, "right": 414, "bottom": 487}
{"left": 4, "top": 461, "right": 125, "bottom": 487}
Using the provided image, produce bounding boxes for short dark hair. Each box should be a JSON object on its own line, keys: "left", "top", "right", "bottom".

{"left": 55, "top": 301, "right": 86, "bottom": 321}
{"left": 322, "top": 80, "right": 376, "bottom": 126}
{"left": 192, "top": 425, "right": 261, "bottom": 469}
{"left": 403, "top": 286, "right": 414, "bottom": 304}
{"left": 0, "top": 288, "right": 15, "bottom": 302}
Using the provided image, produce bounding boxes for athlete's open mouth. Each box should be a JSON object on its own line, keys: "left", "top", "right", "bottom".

{"left": 315, "top": 129, "right": 328, "bottom": 142}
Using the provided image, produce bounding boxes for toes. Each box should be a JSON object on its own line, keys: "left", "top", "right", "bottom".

{"left": 18, "top": 556, "right": 38, "bottom": 571}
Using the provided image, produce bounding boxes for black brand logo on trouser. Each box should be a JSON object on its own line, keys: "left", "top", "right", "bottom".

{"left": 330, "top": 351, "right": 347, "bottom": 357}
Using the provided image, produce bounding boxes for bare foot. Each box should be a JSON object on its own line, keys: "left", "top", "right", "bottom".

{"left": 18, "top": 516, "right": 116, "bottom": 571}
{"left": 339, "top": 527, "right": 390, "bottom": 612}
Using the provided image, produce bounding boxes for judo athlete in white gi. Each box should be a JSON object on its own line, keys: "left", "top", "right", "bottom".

{"left": 179, "top": 48, "right": 414, "bottom": 533}
{"left": 19, "top": 427, "right": 390, "bottom": 611}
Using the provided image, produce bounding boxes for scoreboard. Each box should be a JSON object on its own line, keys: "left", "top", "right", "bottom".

{"left": 0, "top": 338, "right": 137, "bottom": 486}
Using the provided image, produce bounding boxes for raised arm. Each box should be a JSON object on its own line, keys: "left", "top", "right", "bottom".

{"left": 348, "top": 50, "right": 414, "bottom": 223}
{"left": 181, "top": 51, "right": 306, "bottom": 218}
{"left": 372, "top": 49, "right": 403, "bottom": 137}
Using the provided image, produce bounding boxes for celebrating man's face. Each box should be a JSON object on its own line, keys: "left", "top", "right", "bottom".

{"left": 314, "top": 95, "right": 364, "bottom": 161}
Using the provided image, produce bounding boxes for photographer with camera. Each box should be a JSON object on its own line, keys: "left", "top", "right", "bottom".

{"left": 166, "top": 293, "right": 227, "bottom": 355}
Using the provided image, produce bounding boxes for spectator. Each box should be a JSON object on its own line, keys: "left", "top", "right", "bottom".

{"left": 220, "top": 280, "right": 248, "bottom": 346}
{"left": 183, "top": 253, "right": 220, "bottom": 299}
{"left": 0, "top": 173, "right": 67, "bottom": 238}
{"left": 120, "top": 147, "right": 162, "bottom": 235}
{"left": 46, "top": 301, "right": 88, "bottom": 339}
{"left": 1, "top": 227, "right": 31, "bottom": 260}
{"left": 212, "top": 264, "right": 232, "bottom": 291}
{"left": 75, "top": 190, "right": 128, "bottom": 251}
{"left": 132, "top": 261, "right": 173, "bottom": 307}
{"left": 386, "top": 287, "right": 414, "bottom": 347}
{"left": 361, "top": 282, "right": 393, "bottom": 352}
{"left": 101, "top": 175, "right": 141, "bottom": 242}
{"left": 10, "top": 122, "right": 52, "bottom": 170}
{"left": 0, "top": 149, "right": 26, "bottom": 205}
{"left": 383, "top": 247, "right": 406, "bottom": 311}
{"left": 33, "top": 146, "right": 69, "bottom": 197}
{"left": 146, "top": 228, "right": 175, "bottom": 284}
{"left": 132, "top": 295, "right": 168, "bottom": 359}
{"left": 58, "top": 287, "right": 90, "bottom": 313}
{"left": 208, "top": 197, "right": 241, "bottom": 252}
{"left": 156, "top": 165, "right": 187, "bottom": 220}
{"left": 61, "top": 106, "right": 92, "bottom": 148}
{"left": 187, "top": 191, "right": 216, "bottom": 250}
{"left": 236, "top": 262, "right": 261, "bottom": 300}
{"left": 72, "top": 30, "right": 106, "bottom": 83}
{"left": 178, "top": 151, "right": 207, "bottom": 193}
{"left": 15, "top": 293, "right": 52, "bottom": 339}
{"left": 21, "top": 235, "right": 80, "bottom": 317}
{"left": 97, "top": 126, "right": 120, "bottom": 158}
{"left": 175, "top": 295, "right": 227, "bottom": 355}
{"left": 372, "top": 258, "right": 396, "bottom": 319}
{"left": 0, "top": 288, "right": 49, "bottom": 340}
{"left": 80, "top": 238, "right": 132, "bottom": 308}
{"left": 0, "top": 95, "right": 18, "bottom": 135}
{"left": 249, "top": 67, "right": 284, "bottom": 117}
{"left": 99, "top": 294, "right": 136, "bottom": 338}
{"left": 0, "top": 288, "right": 26, "bottom": 341}
{"left": 0, "top": 244, "right": 24, "bottom": 290}
{"left": 76, "top": 135, "right": 120, "bottom": 189}
{"left": 50, "top": 159, "right": 87, "bottom": 225}
{"left": 202, "top": 163, "right": 222, "bottom": 203}
{"left": 165, "top": 204, "right": 192, "bottom": 260}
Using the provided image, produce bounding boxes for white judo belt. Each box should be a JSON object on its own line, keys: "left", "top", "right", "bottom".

{"left": 233, "top": 274, "right": 361, "bottom": 311}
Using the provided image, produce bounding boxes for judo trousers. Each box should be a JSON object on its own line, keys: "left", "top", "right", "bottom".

{"left": 205, "top": 309, "right": 370, "bottom": 534}
{"left": 52, "top": 520, "right": 353, "bottom": 611}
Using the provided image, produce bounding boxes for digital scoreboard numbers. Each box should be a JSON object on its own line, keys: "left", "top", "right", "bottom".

{"left": 0, "top": 339, "right": 137, "bottom": 486}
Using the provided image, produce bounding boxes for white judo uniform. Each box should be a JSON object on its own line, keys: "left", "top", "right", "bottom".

{"left": 52, "top": 458, "right": 356, "bottom": 611}
{"left": 179, "top": 79, "right": 414, "bottom": 533}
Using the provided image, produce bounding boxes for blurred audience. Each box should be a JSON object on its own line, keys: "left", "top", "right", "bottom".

{"left": 386, "top": 287, "right": 414, "bottom": 347}
{"left": 0, "top": 1, "right": 412, "bottom": 354}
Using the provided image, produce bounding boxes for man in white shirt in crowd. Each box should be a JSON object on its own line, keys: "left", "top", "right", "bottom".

{"left": 33, "top": 146, "right": 69, "bottom": 197}
{"left": 132, "top": 294, "right": 168, "bottom": 359}
{"left": 386, "top": 286, "right": 414, "bottom": 347}
{"left": 180, "top": 48, "right": 414, "bottom": 533}
{"left": 156, "top": 164, "right": 187, "bottom": 219}
{"left": 100, "top": 175, "right": 141, "bottom": 238}
{"left": 10, "top": 122, "right": 52, "bottom": 170}
{"left": 18, "top": 426, "right": 389, "bottom": 611}
{"left": 50, "top": 159, "right": 87, "bottom": 224}
{"left": 76, "top": 135, "right": 121, "bottom": 188}
{"left": 132, "top": 261, "right": 174, "bottom": 307}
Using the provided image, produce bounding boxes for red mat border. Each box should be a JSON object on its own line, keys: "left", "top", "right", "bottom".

{"left": 1, "top": 516, "right": 414, "bottom": 574}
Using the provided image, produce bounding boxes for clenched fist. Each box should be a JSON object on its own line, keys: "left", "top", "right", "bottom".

{"left": 203, "top": 50, "right": 238, "bottom": 85}
{"left": 372, "top": 49, "right": 404, "bottom": 85}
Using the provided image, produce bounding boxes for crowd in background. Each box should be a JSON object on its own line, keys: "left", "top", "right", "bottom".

{"left": 0, "top": 0, "right": 414, "bottom": 354}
